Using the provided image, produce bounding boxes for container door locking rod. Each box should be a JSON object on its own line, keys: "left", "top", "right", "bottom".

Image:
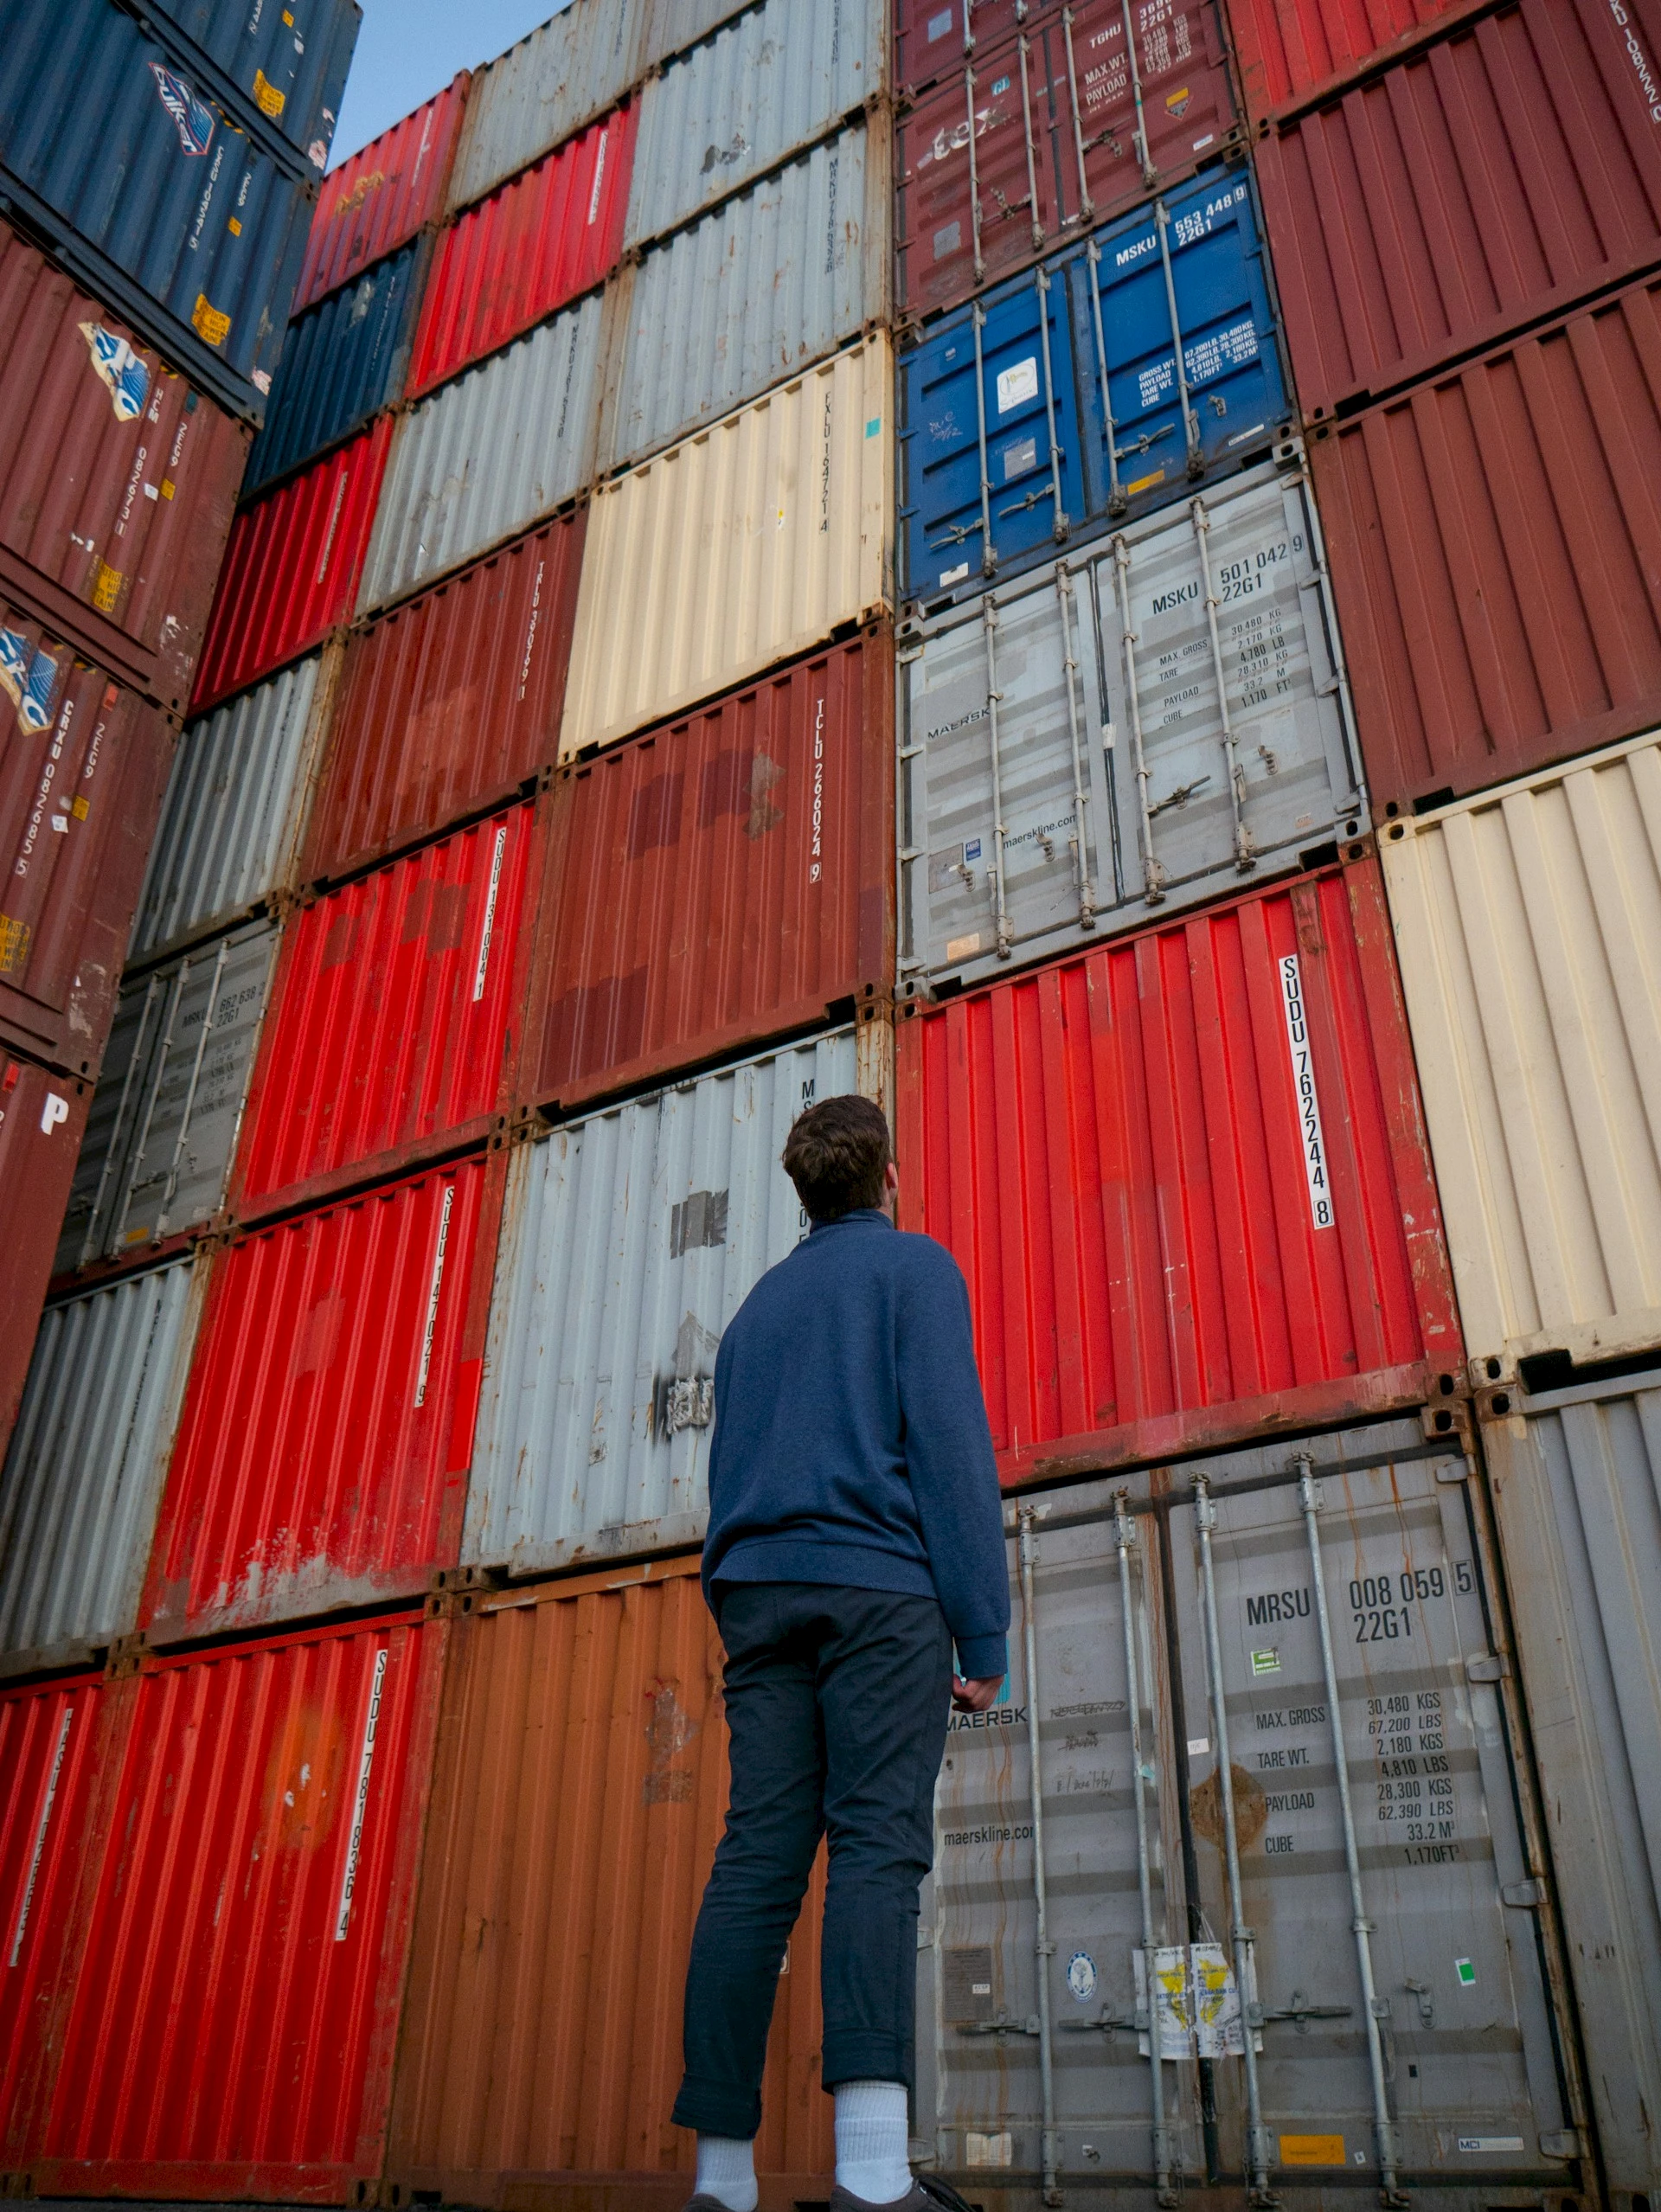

{"left": 1112, "top": 533, "right": 1166, "bottom": 903}
{"left": 981, "top": 594, "right": 1015, "bottom": 959}
{"left": 1017, "top": 1505, "right": 1062, "bottom": 2204}
{"left": 161, "top": 936, "right": 233, "bottom": 1230}
{"left": 1115, "top": 1494, "right": 1178, "bottom": 2204}
{"left": 1055, "top": 563, "right": 1096, "bottom": 930}
{"left": 78, "top": 970, "right": 161, "bottom": 1270}
{"left": 1018, "top": 37, "right": 1047, "bottom": 253}
{"left": 1152, "top": 199, "right": 1204, "bottom": 480}
{"left": 1190, "top": 495, "right": 1256, "bottom": 873}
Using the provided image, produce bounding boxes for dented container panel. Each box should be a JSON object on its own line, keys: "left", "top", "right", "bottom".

{"left": 447, "top": 0, "right": 647, "bottom": 212}
{"left": 295, "top": 79, "right": 468, "bottom": 312}
{"left": 463, "top": 1028, "right": 859, "bottom": 1578}
{"left": 0, "top": 1053, "right": 90, "bottom": 1467}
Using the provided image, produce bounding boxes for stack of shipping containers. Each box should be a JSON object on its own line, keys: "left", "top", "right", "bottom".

{"left": 4, "top": 0, "right": 1661, "bottom": 2209}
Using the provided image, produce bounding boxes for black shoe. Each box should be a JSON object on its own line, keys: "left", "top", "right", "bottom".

{"left": 830, "top": 2185, "right": 929, "bottom": 2212}
{"left": 681, "top": 2196, "right": 754, "bottom": 2212}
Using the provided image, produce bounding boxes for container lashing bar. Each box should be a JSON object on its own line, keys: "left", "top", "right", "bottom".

{"left": 1153, "top": 198, "right": 1203, "bottom": 479}
{"left": 973, "top": 299, "right": 997, "bottom": 577}
{"left": 1083, "top": 236, "right": 1127, "bottom": 517}
{"left": 1190, "top": 496, "right": 1255, "bottom": 872}
{"left": 1036, "top": 265, "right": 1069, "bottom": 542}
{"left": 982, "top": 596, "right": 1014, "bottom": 959}
{"left": 1017, "top": 1505, "right": 1062, "bottom": 2203}
{"left": 1059, "top": 8, "right": 1094, "bottom": 226}
{"left": 1017, "top": 38, "right": 1046, "bottom": 253}
{"left": 1112, "top": 533, "right": 1167, "bottom": 902}
{"left": 1115, "top": 1495, "right": 1178, "bottom": 2204}
{"left": 1054, "top": 563, "right": 1096, "bottom": 929}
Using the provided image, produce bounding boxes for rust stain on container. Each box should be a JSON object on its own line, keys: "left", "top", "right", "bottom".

{"left": 294, "top": 77, "right": 471, "bottom": 315}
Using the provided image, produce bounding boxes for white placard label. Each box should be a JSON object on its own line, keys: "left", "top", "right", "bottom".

{"left": 996, "top": 357, "right": 1038, "bottom": 414}
{"left": 1279, "top": 952, "right": 1333, "bottom": 1230}
{"left": 471, "top": 824, "right": 508, "bottom": 1002}
{"left": 335, "top": 1648, "right": 388, "bottom": 1942}
{"left": 414, "top": 1183, "right": 456, "bottom": 1407}
{"left": 10, "top": 1707, "right": 72, "bottom": 1965}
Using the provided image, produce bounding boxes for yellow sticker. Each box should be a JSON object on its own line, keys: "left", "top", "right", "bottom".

{"left": 253, "top": 68, "right": 286, "bottom": 117}
{"left": 1279, "top": 2136, "right": 1346, "bottom": 2167}
{"left": 91, "top": 561, "right": 124, "bottom": 612}
{"left": 193, "top": 295, "right": 232, "bottom": 347}
{"left": 71, "top": 794, "right": 89, "bottom": 821}
{"left": 123, "top": 1225, "right": 151, "bottom": 1246}
{"left": 160, "top": 478, "right": 176, "bottom": 500}
{"left": 228, "top": 215, "right": 242, "bottom": 236}
{"left": 282, "top": 8, "right": 294, "bottom": 20}
{"left": 0, "top": 914, "right": 31, "bottom": 972}
{"left": 1127, "top": 467, "right": 1167, "bottom": 496}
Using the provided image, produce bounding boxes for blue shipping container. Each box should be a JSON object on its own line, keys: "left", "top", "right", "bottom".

{"left": 897, "top": 169, "right": 1292, "bottom": 606}
{"left": 244, "top": 236, "right": 426, "bottom": 495}
{"left": 141, "top": 0, "right": 360, "bottom": 178}
{"left": 0, "top": 0, "right": 314, "bottom": 424}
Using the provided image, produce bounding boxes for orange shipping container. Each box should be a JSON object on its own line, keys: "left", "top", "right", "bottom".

{"left": 387, "top": 1561, "right": 833, "bottom": 2208}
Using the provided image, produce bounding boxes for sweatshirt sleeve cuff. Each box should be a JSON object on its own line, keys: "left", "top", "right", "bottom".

{"left": 954, "top": 1633, "right": 1008, "bottom": 1683}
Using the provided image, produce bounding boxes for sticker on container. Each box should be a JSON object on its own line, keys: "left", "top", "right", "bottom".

{"left": 933, "top": 221, "right": 961, "bottom": 260}
{"left": 80, "top": 323, "right": 149, "bottom": 421}
{"left": 252, "top": 67, "right": 285, "bottom": 116}
{"left": 1191, "top": 1941, "right": 1244, "bottom": 2057}
{"left": 997, "top": 357, "right": 1039, "bottom": 414}
{"left": 1455, "top": 1957, "right": 1476, "bottom": 1986}
{"left": 1279, "top": 2137, "right": 1344, "bottom": 2167}
{"left": 9, "top": 1707, "right": 71, "bottom": 1965}
{"left": 0, "top": 630, "right": 60, "bottom": 734}
{"left": 1067, "top": 1951, "right": 1097, "bottom": 2002}
{"left": 1278, "top": 952, "right": 1333, "bottom": 1229}
{"left": 945, "top": 932, "right": 981, "bottom": 962}
{"left": 1134, "top": 1943, "right": 1195, "bottom": 2060}
{"left": 192, "top": 295, "right": 233, "bottom": 348}
{"left": 940, "top": 561, "right": 970, "bottom": 588}
{"left": 150, "top": 62, "right": 215, "bottom": 155}
{"left": 1186, "top": 1736, "right": 1209, "bottom": 1756}
{"left": 1003, "top": 435, "right": 1037, "bottom": 479}
{"left": 91, "top": 561, "right": 124, "bottom": 614}
{"left": 1251, "top": 1648, "right": 1280, "bottom": 1676}
{"left": 927, "top": 6, "right": 953, "bottom": 35}
{"left": 334, "top": 1647, "right": 388, "bottom": 1941}
{"left": 1459, "top": 2138, "right": 1523, "bottom": 2154}
{"left": 965, "top": 2134, "right": 1012, "bottom": 2168}
{"left": 0, "top": 914, "right": 31, "bottom": 971}
{"left": 413, "top": 1183, "right": 456, "bottom": 1407}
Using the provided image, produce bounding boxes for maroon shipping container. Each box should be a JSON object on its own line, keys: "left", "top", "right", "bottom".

{"left": 896, "top": 857, "right": 1464, "bottom": 1486}
{"left": 191, "top": 419, "right": 394, "bottom": 716}
{"left": 0, "top": 601, "right": 175, "bottom": 1078}
{"left": 529, "top": 627, "right": 895, "bottom": 1113}
{"left": 895, "top": 0, "right": 1061, "bottom": 94}
{"left": 0, "top": 224, "right": 250, "bottom": 715}
{"left": 1311, "top": 272, "right": 1661, "bottom": 818}
{"left": 0, "top": 1051, "right": 89, "bottom": 1459}
{"left": 305, "top": 509, "right": 587, "bottom": 885}
{"left": 1258, "top": 0, "right": 1661, "bottom": 422}
{"left": 139, "top": 1160, "right": 503, "bottom": 1643}
{"left": 895, "top": 0, "right": 1238, "bottom": 320}
{"left": 294, "top": 78, "right": 470, "bottom": 314}
{"left": 1224, "top": 0, "right": 1491, "bottom": 123}
{"left": 233, "top": 803, "right": 538, "bottom": 1219}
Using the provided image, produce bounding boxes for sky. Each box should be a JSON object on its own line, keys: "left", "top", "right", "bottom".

{"left": 330, "top": 0, "right": 576, "bottom": 165}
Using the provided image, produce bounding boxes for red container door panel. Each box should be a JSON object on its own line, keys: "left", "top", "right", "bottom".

{"left": 1259, "top": 0, "right": 1661, "bottom": 420}
{"left": 0, "top": 1673, "right": 111, "bottom": 2167}
{"left": 295, "top": 79, "right": 470, "bottom": 315}
{"left": 34, "top": 1614, "right": 443, "bottom": 2202}
{"left": 895, "top": 0, "right": 1236, "bottom": 319}
{"left": 0, "top": 612, "right": 174, "bottom": 1078}
{"left": 306, "top": 509, "right": 587, "bottom": 885}
{"left": 409, "top": 104, "right": 636, "bottom": 398}
{"left": 191, "top": 420, "right": 394, "bottom": 716}
{"left": 0, "top": 224, "right": 249, "bottom": 715}
{"left": 1225, "top": 0, "right": 1490, "bottom": 122}
{"left": 234, "top": 803, "right": 536, "bottom": 1212}
{"left": 1311, "top": 272, "right": 1661, "bottom": 817}
{"left": 140, "top": 1158, "right": 502, "bottom": 1640}
{"left": 0, "top": 1055, "right": 90, "bottom": 1451}
{"left": 895, "top": 0, "right": 1063, "bottom": 95}
{"left": 532, "top": 629, "right": 895, "bottom": 1112}
{"left": 895, "top": 859, "right": 1462, "bottom": 1485}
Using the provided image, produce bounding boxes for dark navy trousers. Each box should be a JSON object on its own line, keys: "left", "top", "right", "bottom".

{"left": 671, "top": 1582, "right": 954, "bottom": 2139}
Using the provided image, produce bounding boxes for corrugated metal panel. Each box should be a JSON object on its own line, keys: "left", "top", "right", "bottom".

{"left": 0, "top": 1055, "right": 90, "bottom": 1471}
{"left": 1379, "top": 730, "right": 1661, "bottom": 1386}
{"left": 244, "top": 236, "right": 426, "bottom": 494}
{"left": 895, "top": 859, "right": 1464, "bottom": 1487}
{"left": 898, "top": 456, "right": 1365, "bottom": 991}
{"left": 464, "top": 1027, "right": 859, "bottom": 1578}
{"left": 0, "top": 606, "right": 175, "bottom": 1081}
{"left": 0, "top": 220, "right": 249, "bottom": 716}
{"left": 143, "top": 0, "right": 359, "bottom": 175}
{"left": 1258, "top": 0, "right": 1661, "bottom": 422}
{"left": 1226, "top": 0, "right": 1505, "bottom": 123}
{"left": 0, "top": 0, "right": 315, "bottom": 423}
{"left": 306, "top": 510, "right": 586, "bottom": 884}
{"left": 295, "top": 78, "right": 468, "bottom": 313}
{"left": 56, "top": 920, "right": 279, "bottom": 1273}
{"left": 562, "top": 334, "right": 892, "bottom": 758}
{"left": 894, "top": 0, "right": 1061, "bottom": 94}
{"left": 600, "top": 122, "right": 888, "bottom": 473}
{"left": 1311, "top": 272, "right": 1661, "bottom": 820}
{"left": 895, "top": 0, "right": 1239, "bottom": 319}
{"left": 0, "top": 1258, "right": 204, "bottom": 1677}
{"left": 921, "top": 1418, "right": 1573, "bottom": 2192}
{"left": 640, "top": 0, "right": 758, "bottom": 70}
{"left": 534, "top": 629, "right": 893, "bottom": 1112}
{"left": 131, "top": 652, "right": 335, "bottom": 960}
{"left": 446, "top": 0, "right": 648, "bottom": 214}
{"left": 1483, "top": 1373, "right": 1661, "bottom": 2197}
{"left": 624, "top": 0, "right": 882, "bottom": 248}
{"left": 358, "top": 293, "right": 605, "bottom": 615}
{"left": 232, "top": 805, "right": 536, "bottom": 1217}
{"left": 409, "top": 104, "right": 634, "bottom": 398}
{"left": 29, "top": 1613, "right": 444, "bottom": 2201}
{"left": 386, "top": 1561, "right": 832, "bottom": 2201}
{"left": 191, "top": 416, "right": 393, "bottom": 713}
{"left": 900, "top": 171, "right": 1291, "bottom": 603}
{"left": 141, "top": 1157, "right": 503, "bottom": 1641}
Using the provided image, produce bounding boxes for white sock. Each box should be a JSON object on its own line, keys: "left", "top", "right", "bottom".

{"left": 834, "top": 2079, "right": 912, "bottom": 2203}
{"left": 696, "top": 2134, "right": 758, "bottom": 2212}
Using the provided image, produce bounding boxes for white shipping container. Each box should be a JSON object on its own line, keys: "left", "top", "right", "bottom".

{"left": 1379, "top": 728, "right": 1661, "bottom": 1386}
{"left": 562, "top": 333, "right": 893, "bottom": 758}
{"left": 463, "top": 1027, "right": 859, "bottom": 1578}
{"left": 446, "top": 0, "right": 646, "bottom": 212}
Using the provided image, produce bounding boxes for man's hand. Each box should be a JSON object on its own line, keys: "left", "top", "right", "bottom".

{"left": 952, "top": 1675, "right": 1005, "bottom": 1714}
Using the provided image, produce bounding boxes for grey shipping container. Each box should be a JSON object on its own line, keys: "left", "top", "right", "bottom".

{"left": 131, "top": 653, "right": 336, "bottom": 962}
{"left": 357, "top": 290, "right": 605, "bottom": 613}
{"left": 600, "top": 122, "right": 887, "bottom": 472}
{"left": 445, "top": 0, "right": 645, "bottom": 214}
{"left": 638, "top": 0, "right": 757, "bottom": 72}
{"left": 897, "top": 453, "right": 1365, "bottom": 994}
{"left": 1483, "top": 1374, "right": 1661, "bottom": 2200}
{"left": 623, "top": 0, "right": 883, "bottom": 249}
{"left": 0, "top": 1254, "right": 204, "bottom": 1677}
{"left": 57, "top": 920, "right": 279, "bottom": 1274}
{"left": 463, "top": 1027, "right": 863, "bottom": 1580}
{"left": 920, "top": 1417, "right": 1586, "bottom": 2206}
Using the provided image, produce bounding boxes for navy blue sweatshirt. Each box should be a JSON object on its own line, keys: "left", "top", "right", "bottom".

{"left": 702, "top": 1209, "right": 1010, "bottom": 1682}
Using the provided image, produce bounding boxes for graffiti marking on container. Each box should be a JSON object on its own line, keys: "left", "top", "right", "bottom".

{"left": 334, "top": 1647, "right": 388, "bottom": 1940}
{"left": 414, "top": 1183, "right": 455, "bottom": 1406}
{"left": 472, "top": 824, "right": 508, "bottom": 1001}
{"left": 1278, "top": 952, "right": 1332, "bottom": 1228}
{"left": 9, "top": 1706, "right": 72, "bottom": 1965}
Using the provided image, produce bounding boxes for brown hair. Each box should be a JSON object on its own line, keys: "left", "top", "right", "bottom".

{"left": 782, "top": 1094, "right": 892, "bottom": 1221}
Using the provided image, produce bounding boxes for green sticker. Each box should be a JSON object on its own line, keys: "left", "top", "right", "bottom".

{"left": 1455, "top": 1958, "right": 1476, "bottom": 1987}
{"left": 1251, "top": 1649, "right": 1281, "bottom": 1676}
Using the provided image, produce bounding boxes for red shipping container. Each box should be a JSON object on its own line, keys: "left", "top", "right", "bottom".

{"left": 409, "top": 104, "right": 636, "bottom": 398}
{"left": 294, "top": 78, "right": 471, "bottom": 314}
{"left": 1310, "top": 272, "right": 1661, "bottom": 818}
{"left": 1258, "top": 0, "right": 1661, "bottom": 421}
{"left": 895, "top": 0, "right": 1238, "bottom": 319}
{"left": 1224, "top": 0, "right": 1490, "bottom": 122}
{"left": 0, "top": 223, "right": 249, "bottom": 715}
{"left": 530, "top": 627, "right": 895, "bottom": 1112}
{"left": 895, "top": 0, "right": 1061, "bottom": 94}
{"left": 234, "top": 803, "right": 537, "bottom": 1216}
{"left": 140, "top": 1157, "right": 503, "bottom": 1643}
{"left": 0, "top": 1054, "right": 89, "bottom": 1455}
{"left": 29, "top": 1613, "right": 444, "bottom": 2204}
{"left": 0, "top": 601, "right": 175, "bottom": 1079}
{"left": 306, "top": 509, "right": 587, "bottom": 885}
{"left": 895, "top": 857, "right": 1464, "bottom": 1487}
{"left": 190, "top": 418, "right": 394, "bottom": 715}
